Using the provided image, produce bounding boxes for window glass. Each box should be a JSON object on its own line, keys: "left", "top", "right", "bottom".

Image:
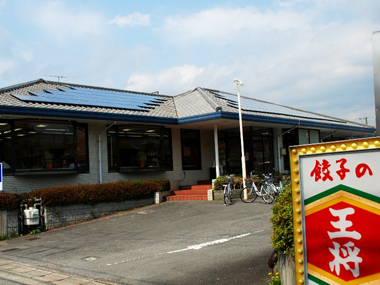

{"left": 108, "top": 125, "right": 172, "bottom": 171}
{"left": 181, "top": 129, "right": 201, "bottom": 170}
{"left": 298, "top": 129, "right": 309, "bottom": 145}
{"left": 263, "top": 136, "right": 274, "bottom": 173}
{"left": 219, "top": 127, "right": 274, "bottom": 174}
{"left": 162, "top": 128, "right": 173, "bottom": 169}
{"left": 309, "top": 130, "right": 320, "bottom": 143}
{"left": 107, "top": 128, "right": 118, "bottom": 170}
{"left": 0, "top": 122, "right": 12, "bottom": 172}
{"left": 252, "top": 136, "right": 264, "bottom": 173}
{"left": 76, "top": 125, "right": 89, "bottom": 171}
{"left": 13, "top": 121, "right": 75, "bottom": 171}
{"left": 227, "top": 137, "right": 241, "bottom": 174}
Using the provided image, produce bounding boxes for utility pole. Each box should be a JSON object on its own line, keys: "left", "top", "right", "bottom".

{"left": 233, "top": 78, "right": 246, "bottom": 189}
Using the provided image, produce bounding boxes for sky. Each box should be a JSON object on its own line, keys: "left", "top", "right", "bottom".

{"left": 0, "top": 0, "right": 379, "bottom": 126}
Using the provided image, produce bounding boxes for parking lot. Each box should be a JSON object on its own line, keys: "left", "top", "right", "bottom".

{"left": 0, "top": 200, "right": 274, "bottom": 285}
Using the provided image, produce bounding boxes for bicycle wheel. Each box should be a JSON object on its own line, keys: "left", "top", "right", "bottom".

{"left": 224, "top": 194, "right": 229, "bottom": 205}
{"left": 262, "top": 185, "right": 275, "bottom": 204}
{"left": 266, "top": 184, "right": 277, "bottom": 197}
{"left": 240, "top": 187, "right": 257, "bottom": 203}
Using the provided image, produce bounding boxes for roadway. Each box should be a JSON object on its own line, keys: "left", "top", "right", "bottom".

{"left": 0, "top": 199, "right": 274, "bottom": 285}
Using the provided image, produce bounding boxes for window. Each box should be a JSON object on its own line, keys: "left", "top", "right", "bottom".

{"left": 107, "top": 125, "right": 172, "bottom": 171}
{"left": 181, "top": 129, "right": 201, "bottom": 170}
{"left": 283, "top": 128, "right": 320, "bottom": 171}
{"left": 298, "top": 129, "right": 320, "bottom": 144}
{"left": 0, "top": 122, "right": 12, "bottom": 172}
{"left": 0, "top": 120, "right": 88, "bottom": 174}
{"left": 218, "top": 127, "right": 273, "bottom": 174}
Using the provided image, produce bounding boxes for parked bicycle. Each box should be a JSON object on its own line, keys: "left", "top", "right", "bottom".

{"left": 222, "top": 175, "right": 234, "bottom": 206}
{"left": 261, "top": 172, "right": 279, "bottom": 197}
{"left": 240, "top": 171, "right": 275, "bottom": 204}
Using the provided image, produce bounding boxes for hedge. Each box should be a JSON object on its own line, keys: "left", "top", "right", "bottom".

{"left": 151, "top": 178, "right": 171, "bottom": 192}
{"left": 0, "top": 193, "right": 19, "bottom": 211}
{"left": 269, "top": 183, "right": 294, "bottom": 256}
{"left": 0, "top": 179, "right": 170, "bottom": 210}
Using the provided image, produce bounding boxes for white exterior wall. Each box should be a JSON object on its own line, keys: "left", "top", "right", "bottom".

{"left": 3, "top": 123, "right": 216, "bottom": 193}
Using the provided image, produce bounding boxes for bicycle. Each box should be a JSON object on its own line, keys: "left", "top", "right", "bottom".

{"left": 261, "top": 172, "right": 278, "bottom": 197}
{"left": 222, "top": 175, "right": 234, "bottom": 206}
{"left": 240, "top": 171, "right": 275, "bottom": 204}
{"left": 274, "top": 179, "right": 283, "bottom": 195}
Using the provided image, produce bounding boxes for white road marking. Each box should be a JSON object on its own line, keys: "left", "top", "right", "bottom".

{"left": 167, "top": 233, "right": 252, "bottom": 254}
{"left": 106, "top": 231, "right": 264, "bottom": 266}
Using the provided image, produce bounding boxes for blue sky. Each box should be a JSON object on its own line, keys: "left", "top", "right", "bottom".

{"left": 0, "top": 0, "right": 379, "bottom": 126}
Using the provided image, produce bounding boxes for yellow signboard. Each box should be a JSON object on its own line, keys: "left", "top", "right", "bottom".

{"left": 289, "top": 137, "right": 380, "bottom": 285}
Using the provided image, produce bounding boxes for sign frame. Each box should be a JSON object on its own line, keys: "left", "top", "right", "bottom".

{"left": 289, "top": 137, "right": 380, "bottom": 285}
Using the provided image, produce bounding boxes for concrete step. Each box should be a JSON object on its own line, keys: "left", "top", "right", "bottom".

{"left": 179, "top": 184, "right": 212, "bottom": 191}
{"left": 166, "top": 185, "right": 211, "bottom": 201}
{"left": 171, "top": 189, "right": 208, "bottom": 195}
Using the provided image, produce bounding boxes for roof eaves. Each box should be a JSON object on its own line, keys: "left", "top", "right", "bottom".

{"left": 177, "top": 111, "right": 375, "bottom": 133}
{"left": 0, "top": 105, "right": 178, "bottom": 125}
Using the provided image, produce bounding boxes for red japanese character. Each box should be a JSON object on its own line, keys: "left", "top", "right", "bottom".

{"left": 310, "top": 159, "right": 333, "bottom": 182}
{"left": 355, "top": 163, "right": 373, "bottom": 178}
{"left": 311, "top": 160, "right": 322, "bottom": 181}
{"left": 322, "top": 160, "right": 333, "bottom": 181}
{"left": 336, "top": 158, "right": 350, "bottom": 180}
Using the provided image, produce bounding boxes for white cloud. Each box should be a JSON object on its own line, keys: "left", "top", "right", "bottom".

{"left": 30, "top": 1, "right": 105, "bottom": 42}
{"left": 1, "top": 1, "right": 378, "bottom": 126}
{"left": 161, "top": 6, "right": 313, "bottom": 44}
{"left": 109, "top": 13, "right": 150, "bottom": 27}
{"left": 126, "top": 65, "right": 204, "bottom": 94}
{"left": 155, "top": 4, "right": 378, "bottom": 124}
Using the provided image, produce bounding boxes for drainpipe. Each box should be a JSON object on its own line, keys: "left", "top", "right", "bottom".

{"left": 98, "top": 121, "right": 117, "bottom": 183}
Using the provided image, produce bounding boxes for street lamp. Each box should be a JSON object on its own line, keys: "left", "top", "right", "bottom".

{"left": 233, "top": 78, "right": 247, "bottom": 190}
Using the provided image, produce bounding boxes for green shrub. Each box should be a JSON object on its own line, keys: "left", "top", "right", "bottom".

{"left": 269, "top": 183, "right": 294, "bottom": 257}
{"left": 213, "top": 176, "right": 224, "bottom": 190}
{"left": 267, "top": 272, "right": 281, "bottom": 285}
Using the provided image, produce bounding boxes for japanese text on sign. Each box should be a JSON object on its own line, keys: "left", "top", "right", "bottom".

{"left": 328, "top": 207, "right": 362, "bottom": 277}
{"left": 310, "top": 158, "right": 373, "bottom": 182}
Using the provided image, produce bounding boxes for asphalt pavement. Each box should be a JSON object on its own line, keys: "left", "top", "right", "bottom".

{"left": 0, "top": 199, "right": 274, "bottom": 285}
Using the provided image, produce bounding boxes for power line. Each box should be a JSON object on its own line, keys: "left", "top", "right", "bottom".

{"left": 358, "top": 117, "right": 374, "bottom": 125}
